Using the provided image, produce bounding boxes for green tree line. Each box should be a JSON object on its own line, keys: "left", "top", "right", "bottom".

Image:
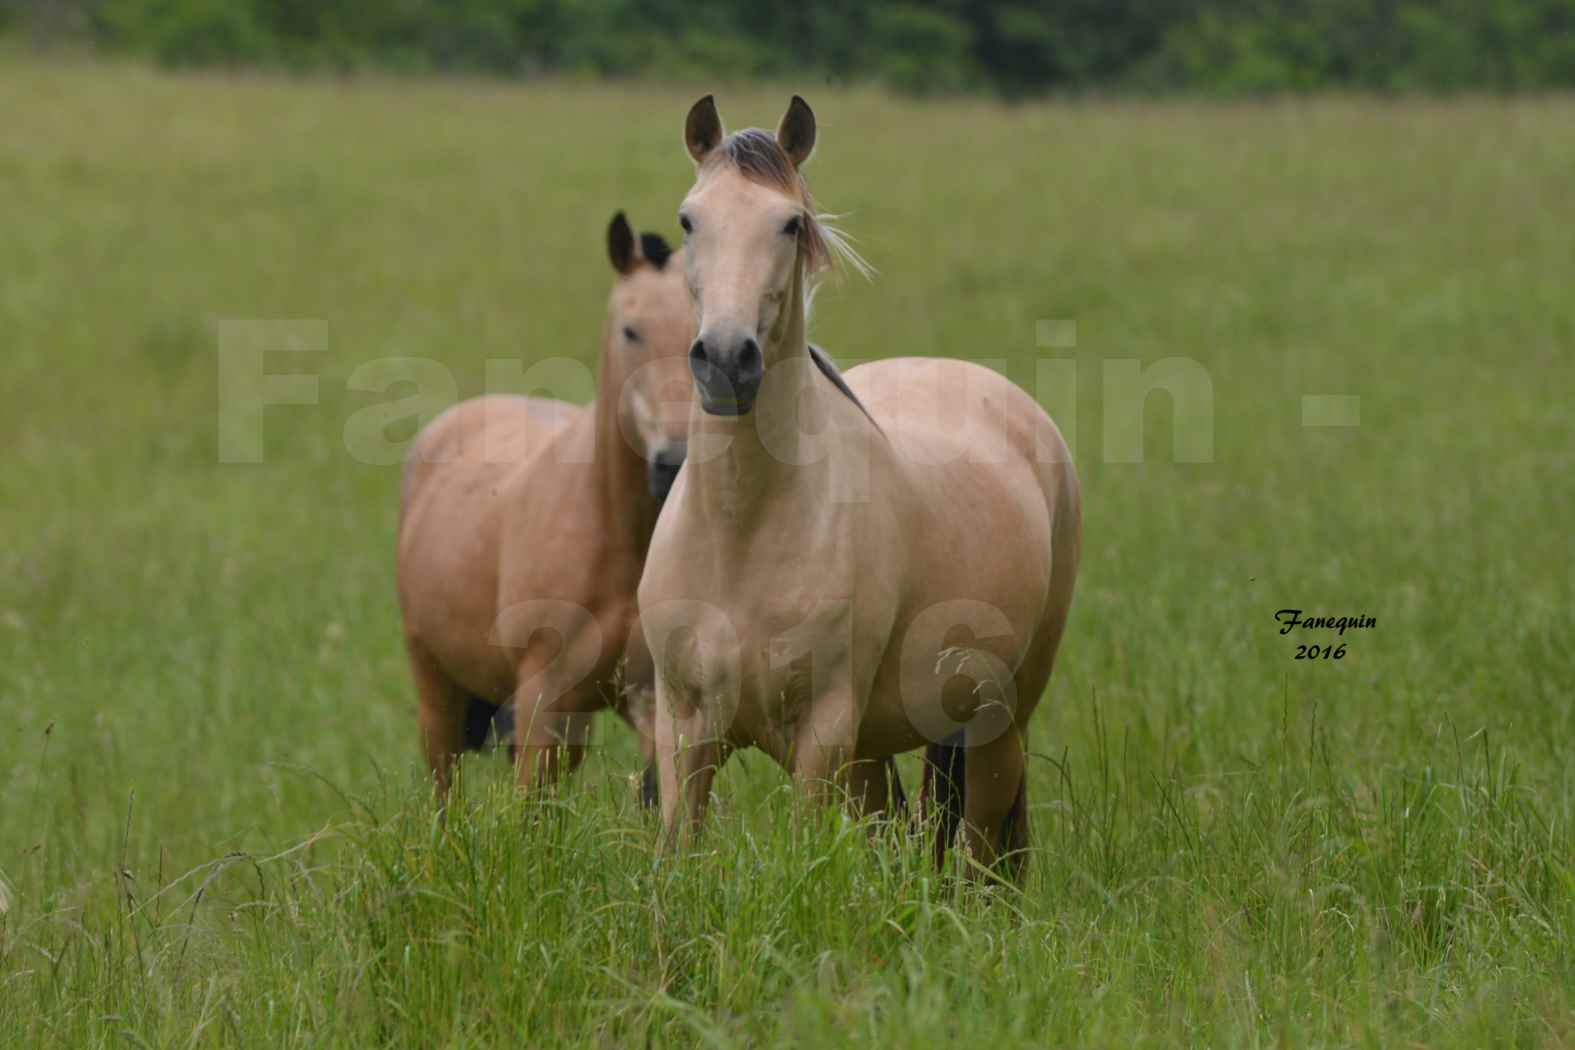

{"left": 8, "top": 0, "right": 1575, "bottom": 94}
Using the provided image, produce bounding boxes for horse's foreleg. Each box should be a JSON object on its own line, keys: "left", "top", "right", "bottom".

{"left": 790, "top": 691, "right": 861, "bottom": 809}
{"left": 509, "top": 627, "right": 606, "bottom": 794}
{"left": 654, "top": 682, "right": 726, "bottom": 843}
{"left": 961, "top": 723, "right": 1029, "bottom": 880}
{"left": 513, "top": 688, "right": 594, "bottom": 794}
{"left": 406, "top": 640, "right": 468, "bottom": 801}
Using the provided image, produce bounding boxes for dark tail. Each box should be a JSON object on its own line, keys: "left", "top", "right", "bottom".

{"left": 921, "top": 730, "right": 967, "bottom": 870}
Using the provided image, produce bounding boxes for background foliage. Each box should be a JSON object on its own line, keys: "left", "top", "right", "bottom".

{"left": 8, "top": 0, "right": 1575, "bottom": 95}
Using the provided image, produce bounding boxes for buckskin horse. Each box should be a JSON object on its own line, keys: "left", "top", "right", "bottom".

{"left": 399, "top": 213, "right": 695, "bottom": 801}
{"left": 638, "top": 98, "right": 1080, "bottom": 877}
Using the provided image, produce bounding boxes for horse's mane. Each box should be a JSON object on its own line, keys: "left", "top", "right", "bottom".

{"left": 807, "top": 343, "right": 881, "bottom": 431}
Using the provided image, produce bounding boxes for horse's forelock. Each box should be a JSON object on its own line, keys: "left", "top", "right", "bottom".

{"left": 706, "top": 129, "right": 830, "bottom": 271}
{"left": 703, "top": 129, "right": 874, "bottom": 287}
{"left": 699, "top": 133, "right": 879, "bottom": 425}
{"left": 712, "top": 128, "right": 799, "bottom": 195}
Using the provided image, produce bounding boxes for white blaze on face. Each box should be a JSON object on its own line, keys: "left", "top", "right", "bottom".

{"left": 623, "top": 383, "right": 664, "bottom": 459}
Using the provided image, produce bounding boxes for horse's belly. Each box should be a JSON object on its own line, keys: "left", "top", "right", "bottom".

{"left": 861, "top": 423, "right": 1060, "bottom": 753}
{"left": 854, "top": 685, "right": 931, "bottom": 757}
{"left": 857, "top": 591, "right": 1038, "bottom": 758}
{"left": 398, "top": 496, "right": 517, "bottom": 701}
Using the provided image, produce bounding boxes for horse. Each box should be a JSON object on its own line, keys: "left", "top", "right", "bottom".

{"left": 398, "top": 212, "right": 696, "bottom": 801}
{"left": 637, "top": 97, "right": 1081, "bottom": 877}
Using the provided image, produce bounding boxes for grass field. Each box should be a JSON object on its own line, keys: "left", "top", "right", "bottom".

{"left": 2, "top": 56, "right": 1574, "bottom": 1047}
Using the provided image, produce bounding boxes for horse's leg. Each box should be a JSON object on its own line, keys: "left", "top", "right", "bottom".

{"left": 843, "top": 756, "right": 907, "bottom": 826}
{"left": 961, "top": 723, "right": 1029, "bottom": 879}
{"left": 513, "top": 686, "right": 596, "bottom": 793}
{"left": 618, "top": 631, "right": 662, "bottom": 807}
{"left": 510, "top": 626, "right": 607, "bottom": 793}
{"left": 407, "top": 640, "right": 469, "bottom": 800}
{"left": 654, "top": 682, "right": 727, "bottom": 841}
{"left": 790, "top": 690, "right": 860, "bottom": 808}
{"left": 614, "top": 684, "right": 661, "bottom": 808}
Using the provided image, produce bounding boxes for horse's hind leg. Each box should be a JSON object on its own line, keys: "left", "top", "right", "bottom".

{"left": 962, "top": 724, "right": 1029, "bottom": 880}
{"left": 464, "top": 696, "right": 504, "bottom": 752}
{"left": 614, "top": 685, "right": 661, "bottom": 808}
{"left": 407, "top": 640, "right": 469, "bottom": 799}
{"left": 996, "top": 757, "right": 1030, "bottom": 881}
{"left": 845, "top": 757, "right": 907, "bottom": 822}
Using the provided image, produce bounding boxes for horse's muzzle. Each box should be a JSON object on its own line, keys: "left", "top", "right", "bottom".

{"left": 690, "top": 335, "right": 763, "bottom": 415}
{"left": 647, "top": 446, "right": 685, "bottom": 501}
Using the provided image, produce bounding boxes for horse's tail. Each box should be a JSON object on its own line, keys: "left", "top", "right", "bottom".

{"left": 921, "top": 730, "right": 967, "bottom": 869}
{"left": 921, "top": 732, "right": 1033, "bottom": 878}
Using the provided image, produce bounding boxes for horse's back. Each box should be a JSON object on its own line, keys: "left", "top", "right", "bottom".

{"left": 401, "top": 395, "right": 577, "bottom": 513}
{"left": 846, "top": 356, "right": 1075, "bottom": 530}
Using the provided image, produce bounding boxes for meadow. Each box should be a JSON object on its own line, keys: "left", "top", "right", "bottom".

{"left": 2, "top": 56, "right": 1573, "bottom": 1048}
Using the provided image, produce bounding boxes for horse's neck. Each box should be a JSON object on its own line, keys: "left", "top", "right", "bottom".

{"left": 688, "top": 358, "right": 818, "bottom": 516}
{"left": 587, "top": 370, "right": 659, "bottom": 546}
{"left": 684, "top": 274, "right": 855, "bottom": 530}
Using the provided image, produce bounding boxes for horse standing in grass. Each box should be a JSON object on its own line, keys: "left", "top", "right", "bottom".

{"left": 638, "top": 98, "right": 1080, "bottom": 877}
{"left": 398, "top": 213, "right": 695, "bottom": 799}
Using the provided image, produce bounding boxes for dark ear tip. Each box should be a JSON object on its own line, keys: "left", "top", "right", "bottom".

{"left": 608, "top": 211, "right": 637, "bottom": 272}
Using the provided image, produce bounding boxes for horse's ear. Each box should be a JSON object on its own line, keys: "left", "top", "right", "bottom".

{"left": 639, "top": 232, "right": 674, "bottom": 270}
{"left": 776, "top": 96, "right": 816, "bottom": 169}
{"left": 607, "top": 211, "right": 638, "bottom": 275}
{"left": 685, "top": 95, "right": 724, "bottom": 166}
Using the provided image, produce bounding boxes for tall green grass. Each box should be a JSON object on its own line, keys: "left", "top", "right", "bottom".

{"left": 1, "top": 59, "right": 1573, "bottom": 1046}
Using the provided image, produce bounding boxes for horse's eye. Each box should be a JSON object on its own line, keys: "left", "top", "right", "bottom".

{"left": 679, "top": 214, "right": 693, "bottom": 235}
{"left": 783, "top": 215, "right": 801, "bottom": 236}
{"left": 623, "top": 326, "right": 640, "bottom": 343}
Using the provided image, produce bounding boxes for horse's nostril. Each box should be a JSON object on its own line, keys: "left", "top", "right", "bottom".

{"left": 689, "top": 340, "right": 708, "bottom": 366}
{"left": 738, "top": 338, "right": 762, "bottom": 375}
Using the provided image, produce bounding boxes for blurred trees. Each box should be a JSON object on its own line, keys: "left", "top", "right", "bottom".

{"left": 19, "top": 0, "right": 1575, "bottom": 93}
